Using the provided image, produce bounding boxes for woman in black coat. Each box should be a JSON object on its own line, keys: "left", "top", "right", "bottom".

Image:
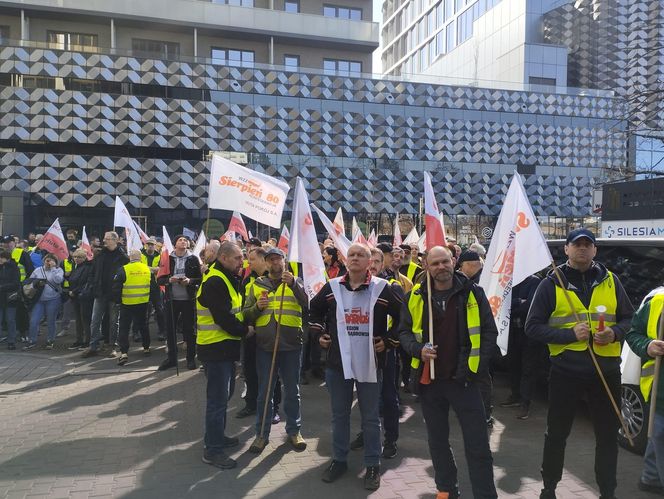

{"left": 66, "top": 249, "right": 94, "bottom": 349}
{"left": 0, "top": 250, "right": 21, "bottom": 350}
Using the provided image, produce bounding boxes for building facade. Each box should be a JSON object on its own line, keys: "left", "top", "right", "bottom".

{"left": 0, "top": 0, "right": 626, "bottom": 238}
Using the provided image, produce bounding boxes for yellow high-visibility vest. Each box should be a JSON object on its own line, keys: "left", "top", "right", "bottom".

{"left": 63, "top": 259, "right": 73, "bottom": 288}
{"left": 120, "top": 262, "right": 151, "bottom": 305}
{"left": 11, "top": 248, "right": 26, "bottom": 281}
{"left": 196, "top": 266, "right": 244, "bottom": 345}
{"left": 140, "top": 252, "right": 161, "bottom": 268}
{"left": 547, "top": 272, "right": 620, "bottom": 357}
{"left": 408, "top": 284, "right": 481, "bottom": 373}
{"left": 252, "top": 279, "right": 302, "bottom": 328}
{"left": 640, "top": 294, "right": 664, "bottom": 401}
{"left": 406, "top": 261, "right": 421, "bottom": 282}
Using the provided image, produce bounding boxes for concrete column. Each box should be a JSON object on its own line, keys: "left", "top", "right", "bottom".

{"left": 193, "top": 28, "right": 198, "bottom": 57}
{"left": 269, "top": 36, "right": 274, "bottom": 65}
{"left": 110, "top": 19, "right": 116, "bottom": 49}
{"left": 20, "top": 10, "right": 25, "bottom": 42}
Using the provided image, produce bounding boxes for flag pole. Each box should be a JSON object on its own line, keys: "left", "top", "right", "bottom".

{"left": 648, "top": 307, "right": 664, "bottom": 437}
{"left": 549, "top": 261, "right": 631, "bottom": 445}
{"left": 257, "top": 282, "right": 286, "bottom": 446}
{"left": 427, "top": 271, "right": 435, "bottom": 380}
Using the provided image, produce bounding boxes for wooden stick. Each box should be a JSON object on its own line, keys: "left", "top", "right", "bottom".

{"left": 647, "top": 307, "right": 664, "bottom": 437}
{"left": 257, "top": 282, "right": 286, "bottom": 443}
{"left": 427, "top": 271, "right": 435, "bottom": 380}
{"left": 550, "top": 261, "right": 633, "bottom": 446}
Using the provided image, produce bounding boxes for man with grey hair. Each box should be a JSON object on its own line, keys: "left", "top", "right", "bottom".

{"left": 113, "top": 250, "right": 152, "bottom": 365}
{"left": 82, "top": 231, "right": 128, "bottom": 358}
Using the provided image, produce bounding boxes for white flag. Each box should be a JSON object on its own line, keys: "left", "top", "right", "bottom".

{"left": 417, "top": 231, "right": 426, "bottom": 252}
{"left": 312, "top": 204, "right": 352, "bottom": 259}
{"left": 333, "top": 207, "right": 346, "bottom": 237}
{"left": 393, "top": 214, "right": 402, "bottom": 246}
{"left": 157, "top": 226, "right": 174, "bottom": 280}
{"left": 113, "top": 196, "right": 142, "bottom": 252}
{"left": 479, "top": 172, "right": 552, "bottom": 355}
{"left": 162, "top": 226, "right": 174, "bottom": 254}
{"left": 367, "top": 229, "right": 378, "bottom": 248}
{"left": 208, "top": 154, "right": 290, "bottom": 228}
{"left": 289, "top": 178, "right": 326, "bottom": 301}
{"left": 192, "top": 230, "right": 207, "bottom": 263}
{"left": 81, "top": 226, "right": 93, "bottom": 260}
{"left": 133, "top": 220, "right": 149, "bottom": 244}
{"left": 403, "top": 227, "right": 419, "bottom": 245}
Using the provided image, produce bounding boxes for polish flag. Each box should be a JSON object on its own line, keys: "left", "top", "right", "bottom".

{"left": 351, "top": 217, "right": 368, "bottom": 245}
{"left": 393, "top": 215, "right": 402, "bottom": 246}
{"left": 424, "top": 171, "right": 447, "bottom": 249}
{"left": 311, "top": 205, "right": 351, "bottom": 259}
{"left": 113, "top": 196, "right": 142, "bottom": 252}
{"left": 228, "top": 211, "right": 249, "bottom": 241}
{"left": 277, "top": 225, "right": 290, "bottom": 252}
{"left": 220, "top": 230, "right": 237, "bottom": 243}
{"left": 37, "top": 218, "right": 69, "bottom": 262}
{"left": 367, "top": 229, "right": 378, "bottom": 248}
{"left": 333, "top": 207, "right": 345, "bottom": 236}
{"left": 81, "top": 226, "right": 93, "bottom": 261}
{"left": 289, "top": 178, "right": 326, "bottom": 301}
{"left": 403, "top": 227, "right": 419, "bottom": 245}
{"left": 133, "top": 220, "right": 149, "bottom": 244}
{"left": 156, "top": 226, "right": 173, "bottom": 280}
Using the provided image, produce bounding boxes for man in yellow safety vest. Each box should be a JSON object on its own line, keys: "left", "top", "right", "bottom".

{"left": 243, "top": 247, "right": 308, "bottom": 454}
{"left": 399, "top": 245, "right": 498, "bottom": 499}
{"left": 112, "top": 250, "right": 152, "bottom": 365}
{"left": 526, "top": 228, "right": 634, "bottom": 499}
{"left": 197, "top": 241, "right": 248, "bottom": 470}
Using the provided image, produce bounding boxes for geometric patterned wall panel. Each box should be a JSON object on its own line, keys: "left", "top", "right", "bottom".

{"left": 0, "top": 45, "right": 627, "bottom": 217}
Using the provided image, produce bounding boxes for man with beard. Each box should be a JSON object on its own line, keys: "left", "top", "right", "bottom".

{"left": 399, "top": 246, "right": 498, "bottom": 499}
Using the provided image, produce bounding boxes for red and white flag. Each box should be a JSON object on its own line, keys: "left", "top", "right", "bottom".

{"left": 81, "top": 226, "right": 93, "bottom": 261}
{"left": 479, "top": 172, "right": 552, "bottom": 354}
{"left": 113, "top": 196, "right": 142, "bottom": 252}
{"left": 351, "top": 217, "right": 368, "bottom": 245}
{"left": 220, "top": 230, "right": 237, "bottom": 243}
{"left": 403, "top": 227, "right": 419, "bottom": 245}
{"left": 157, "top": 226, "right": 173, "bottom": 280}
{"left": 393, "top": 215, "right": 402, "bottom": 246}
{"left": 333, "top": 207, "right": 345, "bottom": 237}
{"left": 311, "top": 204, "right": 352, "bottom": 259}
{"left": 37, "top": 218, "right": 69, "bottom": 262}
{"left": 289, "top": 178, "right": 326, "bottom": 301}
{"left": 367, "top": 229, "right": 378, "bottom": 248}
{"left": 424, "top": 171, "right": 447, "bottom": 249}
{"left": 228, "top": 211, "right": 249, "bottom": 241}
{"left": 133, "top": 220, "right": 149, "bottom": 244}
{"left": 192, "top": 230, "right": 207, "bottom": 264}
{"left": 277, "top": 225, "right": 290, "bottom": 252}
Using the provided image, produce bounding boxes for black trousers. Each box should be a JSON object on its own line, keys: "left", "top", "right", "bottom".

{"left": 398, "top": 345, "right": 411, "bottom": 387}
{"left": 420, "top": 379, "right": 497, "bottom": 499}
{"left": 118, "top": 303, "right": 149, "bottom": 354}
{"left": 72, "top": 297, "right": 92, "bottom": 345}
{"left": 506, "top": 324, "right": 544, "bottom": 403}
{"left": 144, "top": 286, "right": 165, "bottom": 336}
{"left": 242, "top": 335, "right": 259, "bottom": 410}
{"left": 541, "top": 368, "right": 620, "bottom": 496}
{"left": 165, "top": 299, "right": 195, "bottom": 362}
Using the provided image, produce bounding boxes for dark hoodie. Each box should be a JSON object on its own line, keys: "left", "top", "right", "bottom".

{"left": 525, "top": 261, "right": 634, "bottom": 378}
{"left": 90, "top": 246, "right": 129, "bottom": 299}
{"left": 399, "top": 271, "right": 497, "bottom": 383}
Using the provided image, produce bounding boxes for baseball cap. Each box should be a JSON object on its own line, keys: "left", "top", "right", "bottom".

{"left": 247, "top": 237, "right": 262, "bottom": 247}
{"left": 145, "top": 237, "right": 157, "bottom": 245}
{"left": 566, "top": 228, "right": 596, "bottom": 245}
{"left": 457, "top": 250, "right": 481, "bottom": 265}
{"left": 265, "top": 247, "right": 285, "bottom": 259}
{"left": 0, "top": 235, "right": 12, "bottom": 243}
{"left": 376, "top": 242, "right": 393, "bottom": 254}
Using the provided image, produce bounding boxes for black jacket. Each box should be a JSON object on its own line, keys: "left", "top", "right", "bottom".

{"left": 12, "top": 247, "right": 34, "bottom": 279}
{"left": 309, "top": 272, "right": 403, "bottom": 373}
{"left": 0, "top": 259, "right": 21, "bottom": 306}
{"left": 90, "top": 247, "right": 129, "bottom": 299}
{"left": 196, "top": 262, "right": 249, "bottom": 362}
{"left": 525, "top": 261, "right": 634, "bottom": 378}
{"left": 156, "top": 252, "right": 202, "bottom": 301}
{"left": 398, "top": 272, "right": 498, "bottom": 383}
{"left": 68, "top": 260, "right": 93, "bottom": 300}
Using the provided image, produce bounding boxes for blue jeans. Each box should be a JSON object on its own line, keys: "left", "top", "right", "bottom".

{"left": 204, "top": 360, "right": 236, "bottom": 455}
{"left": 0, "top": 306, "right": 17, "bottom": 344}
{"left": 325, "top": 367, "right": 382, "bottom": 467}
{"left": 29, "top": 297, "right": 61, "bottom": 343}
{"left": 89, "top": 297, "right": 120, "bottom": 351}
{"left": 381, "top": 349, "right": 400, "bottom": 443}
{"left": 642, "top": 412, "right": 664, "bottom": 487}
{"left": 255, "top": 347, "right": 302, "bottom": 439}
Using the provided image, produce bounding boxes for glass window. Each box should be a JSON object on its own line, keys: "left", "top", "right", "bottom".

{"left": 323, "top": 4, "right": 361, "bottom": 19}
{"left": 445, "top": 0, "right": 453, "bottom": 20}
{"left": 213, "top": 0, "right": 254, "bottom": 5}
{"left": 446, "top": 20, "right": 456, "bottom": 52}
{"left": 323, "top": 58, "right": 362, "bottom": 76}
{"left": 48, "top": 31, "right": 99, "bottom": 51}
{"left": 284, "top": 55, "right": 299, "bottom": 70}
{"left": 436, "top": 4, "right": 443, "bottom": 28}
{"left": 429, "top": 39, "right": 436, "bottom": 62}
{"left": 323, "top": 59, "right": 336, "bottom": 74}
{"left": 350, "top": 8, "right": 362, "bottom": 20}
{"left": 284, "top": 0, "right": 299, "bottom": 12}
{"left": 338, "top": 7, "right": 350, "bottom": 18}
{"left": 420, "top": 46, "right": 427, "bottom": 70}
{"left": 0, "top": 25, "right": 9, "bottom": 43}
{"left": 436, "top": 30, "right": 445, "bottom": 55}
{"left": 323, "top": 5, "right": 336, "bottom": 16}
{"left": 455, "top": 0, "right": 464, "bottom": 12}
{"left": 132, "top": 38, "right": 179, "bottom": 59}
{"left": 211, "top": 48, "right": 254, "bottom": 67}
{"left": 428, "top": 11, "right": 435, "bottom": 34}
